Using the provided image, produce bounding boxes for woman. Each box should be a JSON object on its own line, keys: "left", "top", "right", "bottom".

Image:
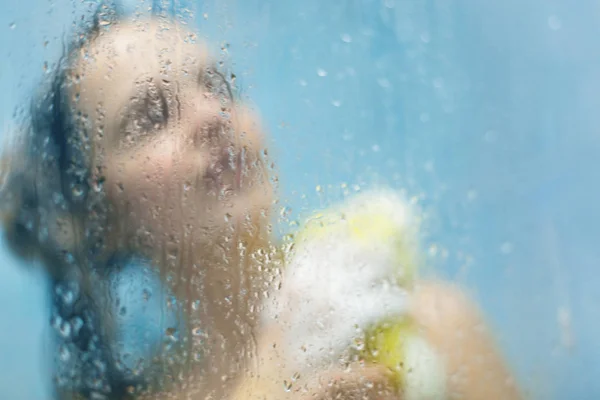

{"left": 0, "top": 10, "right": 522, "bottom": 400}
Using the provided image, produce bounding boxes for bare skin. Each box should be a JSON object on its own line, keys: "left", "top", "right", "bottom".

{"left": 410, "top": 281, "right": 522, "bottom": 400}
{"left": 221, "top": 281, "right": 522, "bottom": 400}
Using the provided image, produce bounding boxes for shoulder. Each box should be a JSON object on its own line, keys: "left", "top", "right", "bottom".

{"left": 409, "top": 280, "right": 523, "bottom": 400}
{"left": 410, "top": 280, "right": 481, "bottom": 330}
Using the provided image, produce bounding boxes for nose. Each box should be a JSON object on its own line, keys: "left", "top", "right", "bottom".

{"left": 189, "top": 93, "right": 267, "bottom": 190}
{"left": 191, "top": 97, "right": 233, "bottom": 151}
{"left": 191, "top": 94, "right": 265, "bottom": 152}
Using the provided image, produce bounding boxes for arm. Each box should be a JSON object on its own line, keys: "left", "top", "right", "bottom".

{"left": 230, "top": 326, "right": 400, "bottom": 400}
{"left": 410, "top": 281, "right": 522, "bottom": 400}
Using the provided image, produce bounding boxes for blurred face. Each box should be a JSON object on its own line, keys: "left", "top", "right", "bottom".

{"left": 67, "top": 19, "right": 273, "bottom": 393}
{"left": 70, "top": 19, "right": 271, "bottom": 257}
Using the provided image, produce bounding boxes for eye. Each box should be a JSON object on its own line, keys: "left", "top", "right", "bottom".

{"left": 198, "top": 65, "right": 231, "bottom": 99}
{"left": 145, "top": 80, "right": 169, "bottom": 126}
{"left": 119, "top": 80, "right": 169, "bottom": 147}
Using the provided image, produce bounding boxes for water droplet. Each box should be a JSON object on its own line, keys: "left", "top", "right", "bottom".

{"left": 192, "top": 327, "right": 203, "bottom": 336}
{"left": 317, "top": 68, "right": 327, "bottom": 77}
{"left": 60, "top": 290, "right": 75, "bottom": 307}
{"left": 353, "top": 337, "right": 365, "bottom": 351}
{"left": 548, "top": 15, "right": 562, "bottom": 30}
{"left": 92, "top": 177, "right": 104, "bottom": 193}
{"left": 9, "top": 22, "right": 16, "bottom": 30}
{"left": 500, "top": 242, "right": 513, "bottom": 254}
{"left": 428, "top": 244, "right": 438, "bottom": 257}
{"left": 371, "top": 144, "right": 380, "bottom": 152}
{"left": 299, "top": 79, "right": 307, "bottom": 86}
{"left": 279, "top": 206, "right": 292, "bottom": 218}
{"left": 332, "top": 99, "right": 342, "bottom": 107}
{"left": 58, "top": 345, "right": 70, "bottom": 362}
{"left": 165, "top": 327, "right": 177, "bottom": 338}
{"left": 283, "top": 380, "right": 292, "bottom": 392}
{"left": 424, "top": 160, "right": 434, "bottom": 172}
{"left": 71, "top": 317, "right": 83, "bottom": 336}
{"left": 315, "top": 185, "right": 323, "bottom": 193}
{"left": 56, "top": 283, "right": 78, "bottom": 306}
{"left": 340, "top": 33, "right": 352, "bottom": 43}
{"left": 467, "top": 189, "right": 478, "bottom": 201}
{"left": 185, "top": 32, "right": 197, "bottom": 44}
{"left": 57, "top": 320, "right": 72, "bottom": 338}
{"left": 203, "top": 13, "right": 208, "bottom": 19}
{"left": 484, "top": 130, "right": 498, "bottom": 143}
{"left": 192, "top": 299, "right": 201, "bottom": 311}
{"left": 167, "top": 295, "right": 177, "bottom": 308}
{"left": 377, "top": 78, "right": 391, "bottom": 89}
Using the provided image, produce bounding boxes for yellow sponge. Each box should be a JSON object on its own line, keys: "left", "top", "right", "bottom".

{"left": 294, "top": 189, "right": 420, "bottom": 287}
{"left": 268, "top": 189, "right": 445, "bottom": 399}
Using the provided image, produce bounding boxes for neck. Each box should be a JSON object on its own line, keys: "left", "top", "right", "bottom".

{"left": 161, "top": 222, "right": 278, "bottom": 398}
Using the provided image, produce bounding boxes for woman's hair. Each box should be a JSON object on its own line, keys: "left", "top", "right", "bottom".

{"left": 0, "top": 6, "right": 153, "bottom": 398}
{"left": 0, "top": 7, "right": 119, "bottom": 274}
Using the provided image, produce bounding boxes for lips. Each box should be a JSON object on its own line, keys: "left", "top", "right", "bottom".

{"left": 192, "top": 101, "right": 262, "bottom": 199}
{"left": 203, "top": 144, "right": 243, "bottom": 195}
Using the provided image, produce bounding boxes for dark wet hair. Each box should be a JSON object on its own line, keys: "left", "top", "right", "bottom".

{"left": 1, "top": 3, "right": 121, "bottom": 270}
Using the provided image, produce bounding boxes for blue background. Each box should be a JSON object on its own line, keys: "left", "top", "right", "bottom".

{"left": 2, "top": 0, "right": 600, "bottom": 398}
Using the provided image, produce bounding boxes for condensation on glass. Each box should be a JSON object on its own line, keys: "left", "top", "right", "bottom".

{"left": 1, "top": 0, "right": 594, "bottom": 400}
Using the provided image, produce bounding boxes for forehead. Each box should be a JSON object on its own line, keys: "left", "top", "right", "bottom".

{"left": 71, "top": 20, "right": 208, "bottom": 115}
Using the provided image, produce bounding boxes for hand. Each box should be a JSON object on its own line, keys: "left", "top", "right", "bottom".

{"left": 261, "top": 190, "right": 418, "bottom": 374}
